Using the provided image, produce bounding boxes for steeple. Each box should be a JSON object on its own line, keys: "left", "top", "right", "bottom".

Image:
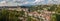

{"left": 17, "top": 5, "right": 19, "bottom": 7}
{"left": 17, "top": 5, "right": 21, "bottom": 8}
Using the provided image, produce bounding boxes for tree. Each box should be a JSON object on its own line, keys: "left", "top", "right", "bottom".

{"left": 51, "top": 14, "right": 57, "bottom": 21}
{"left": 0, "top": 8, "right": 9, "bottom": 21}
{"left": 48, "top": 5, "right": 57, "bottom": 11}
{"left": 56, "top": 14, "right": 60, "bottom": 21}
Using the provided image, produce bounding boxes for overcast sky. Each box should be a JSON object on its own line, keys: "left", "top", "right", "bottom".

{"left": 0, "top": 0, "right": 60, "bottom": 6}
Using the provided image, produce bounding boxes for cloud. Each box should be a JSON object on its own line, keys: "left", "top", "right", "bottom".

{"left": 47, "top": 0, "right": 60, "bottom": 4}
{"left": 0, "top": 0, "right": 60, "bottom": 6}
{"left": 33, "top": 0, "right": 44, "bottom": 3}
{"left": 0, "top": 0, "right": 29, "bottom": 6}
{"left": 0, "top": 1, "right": 6, "bottom": 4}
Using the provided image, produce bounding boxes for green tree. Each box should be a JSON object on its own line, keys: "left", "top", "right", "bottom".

{"left": 51, "top": 14, "right": 57, "bottom": 21}
{"left": 48, "top": 5, "right": 57, "bottom": 11}
{"left": 0, "top": 8, "right": 9, "bottom": 21}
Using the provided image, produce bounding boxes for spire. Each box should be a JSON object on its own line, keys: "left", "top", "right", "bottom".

{"left": 17, "top": 5, "right": 21, "bottom": 8}
{"left": 16, "top": 3, "right": 20, "bottom": 8}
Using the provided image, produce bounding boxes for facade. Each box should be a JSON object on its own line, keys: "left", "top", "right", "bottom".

{"left": 0, "top": 6, "right": 55, "bottom": 21}
{"left": 8, "top": 6, "right": 28, "bottom": 11}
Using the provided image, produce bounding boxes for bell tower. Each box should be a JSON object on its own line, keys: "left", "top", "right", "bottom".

{"left": 17, "top": 5, "right": 21, "bottom": 8}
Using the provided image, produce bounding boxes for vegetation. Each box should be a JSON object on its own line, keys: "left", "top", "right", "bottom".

{"left": 29, "top": 4, "right": 60, "bottom": 21}
{"left": 0, "top": 8, "right": 25, "bottom": 21}
{"left": 0, "top": 4, "right": 60, "bottom": 21}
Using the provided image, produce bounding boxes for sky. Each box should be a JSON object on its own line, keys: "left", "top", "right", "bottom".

{"left": 0, "top": 0, "right": 60, "bottom": 6}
